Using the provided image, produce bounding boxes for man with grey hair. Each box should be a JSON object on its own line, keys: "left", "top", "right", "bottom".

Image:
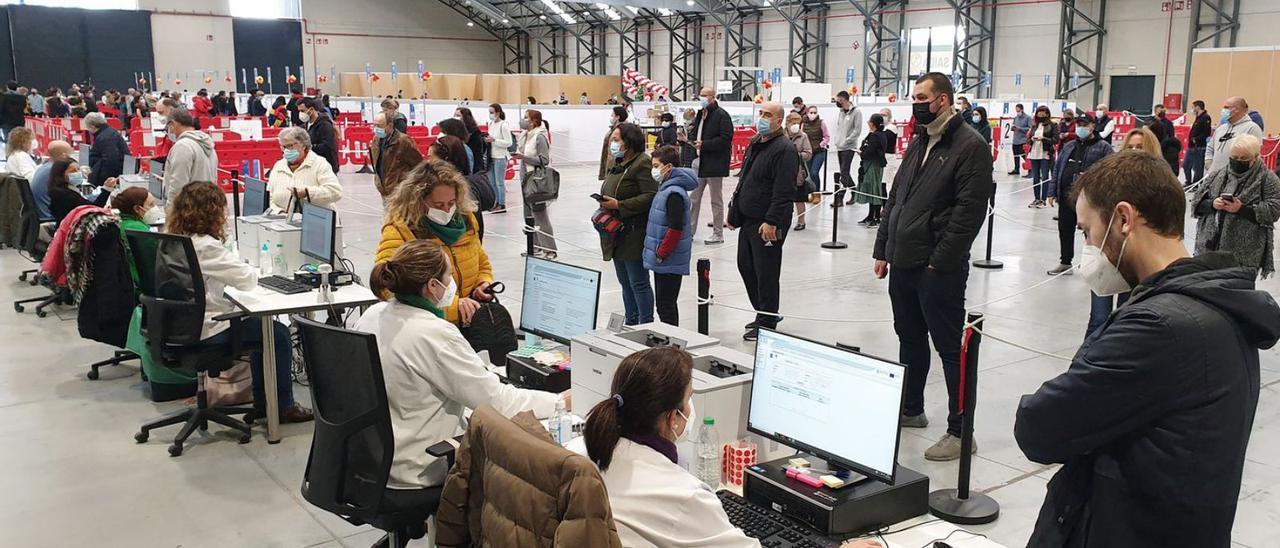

{"left": 1206, "top": 96, "right": 1264, "bottom": 174}
{"left": 267, "top": 126, "right": 342, "bottom": 213}
{"left": 162, "top": 107, "right": 218, "bottom": 199}
{"left": 726, "top": 102, "right": 798, "bottom": 341}
{"left": 689, "top": 86, "right": 734, "bottom": 244}
{"left": 85, "top": 111, "right": 130, "bottom": 187}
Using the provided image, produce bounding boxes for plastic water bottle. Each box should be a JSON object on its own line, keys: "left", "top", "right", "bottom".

{"left": 696, "top": 417, "right": 722, "bottom": 487}
{"left": 273, "top": 243, "right": 288, "bottom": 276}
{"left": 549, "top": 399, "right": 570, "bottom": 445}
{"left": 259, "top": 243, "right": 272, "bottom": 276}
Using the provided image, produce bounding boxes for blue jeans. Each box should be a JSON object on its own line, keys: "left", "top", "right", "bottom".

{"left": 1086, "top": 291, "right": 1129, "bottom": 339}
{"left": 1030, "top": 158, "right": 1052, "bottom": 201}
{"left": 613, "top": 259, "right": 654, "bottom": 325}
{"left": 808, "top": 150, "right": 827, "bottom": 190}
{"left": 491, "top": 157, "right": 508, "bottom": 206}
{"left": 198, "top": 317, "right": 295, "bottom": 410}
{"left": 1183, "top": 147, "right": 1205, "bottom": 186}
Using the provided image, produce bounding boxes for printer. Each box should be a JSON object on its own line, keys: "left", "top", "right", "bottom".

{"left": 236, "top": 215, "right": 344, "bottom": 268}
{"left": 571, "top": 322, "right": 720, "bottom": 411}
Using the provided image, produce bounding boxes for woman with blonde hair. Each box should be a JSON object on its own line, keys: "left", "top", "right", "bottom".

{"left": 5, "top": 126, "right": 37, "bottom": 180}
{"left": 1121, "top": 127, "right": 1161, "bottom": 156}
{"left": 376, "top": 159, "right": 495, "bottom": 327}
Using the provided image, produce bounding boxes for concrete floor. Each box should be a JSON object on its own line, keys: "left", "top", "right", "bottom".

{"left": 1, "top": 160, "right": 1277, "bottom": 548}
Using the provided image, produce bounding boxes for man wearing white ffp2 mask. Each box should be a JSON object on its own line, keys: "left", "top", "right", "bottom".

{"left": 1015, "top": 149, "right": 1280, "bottom": 547}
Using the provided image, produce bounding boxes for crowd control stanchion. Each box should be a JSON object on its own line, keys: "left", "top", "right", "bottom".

{"left": 524, "top": 216, "right": 536, "bottom": 258}
{"left": 973, "top": 182, "right": 1003, "bottom": 269}
{"left": 820, "top": 191, "right": 847, "bottom": 250}
{"left": 821, "top": 149, "right": 829, "bottom": 192}
{"left": 929, "top": 312, "right": 1000, "bottom": 525}
{"left": 230, "top": 169, "right": 241, "bottom": 217}
{"left": 697, "top": 258, "right": 711, "bottom": 336}
{"left": 356, "top": 142, "right": 374, "bottom": 174}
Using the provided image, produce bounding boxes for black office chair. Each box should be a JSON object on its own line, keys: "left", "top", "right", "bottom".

{"left": 295, "top": 316, "right": 456, "bottom": 548}
{"left": 126, "top": 230, "right": 256, "bottom": 457}
{"left": 10, "top": 174, "right": 71, "bottom": 317}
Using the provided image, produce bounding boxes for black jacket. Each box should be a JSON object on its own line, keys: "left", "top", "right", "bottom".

{"left": 0, "top": 90, "right": 25, "bottom": 127}
{"left": 247, "top": 96, "right": 267, "bottom": 117}
{"left": 89, "top": 126, "right": 129, "bottom": 187}
{"left": 858, "top": 130, "right": 887, "bottom": 168}
{"left": 1016, "top": 253, "right": 1280, "bottom": 548}
{"left": 77, "top": 223, "right": 135, "bottom": 348}
{"left": 873, "top": 114, "right": 993, "bottom": 272}
{"left": 286, "top": 95, "right": 302, "bottom": 126}
{"left": 1028, "top": 121, "right": 1061, "bottom": 161}
{"left": 727, "top": 130, "right": 798, "bottom": 229}
{"left": 307, "top": 114, "right": 340, "bottom": 173}
{"left": 50, "top": 185, "right": 110, "bottom": 227}
{"left": 1149, "top": 114, "right": 1175, "bottom": 143}
{"left": 1189, "top": 112, "right": 1213, "bottom": 150}
{"left": 689, "top": 102, "right": 734, "bottom": 178}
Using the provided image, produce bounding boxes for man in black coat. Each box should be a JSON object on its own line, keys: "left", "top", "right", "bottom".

{"left": 1184, "top": 99, "right": 1213, "bottom": 186}
{"left": 872, "top": 72, "right": 992, "bottom": 461}
{"left": 286, "top": 86, "right": 304, "bottom": 127}
{"left": 688, "top": 86, "right": 734, "bottom": 244}
{"left": 85, "top": 112, "right": 130, "bottom": 187}
{"left": 247, "top": 89, "right": 267, "bottom": 117}
{"left": 0, "top": 80, "right": 27, "bottom": 139}
{"left": 1016, "top": 151, "right": 1280, "bottom": 548}
{"left": 298, "top": 96, "right": 339, "bottom": 173}
{"left": 727, "top": 102, "right": 797, "bottom": 341}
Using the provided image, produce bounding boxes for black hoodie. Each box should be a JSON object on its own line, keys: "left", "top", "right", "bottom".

{"left": 1016, "top": 252, "right": 1280, "bottom": 548}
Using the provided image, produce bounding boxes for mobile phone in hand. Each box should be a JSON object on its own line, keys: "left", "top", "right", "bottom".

{"left": 590, "top": 193, "right": 605, "bottom": 201}
{"left": 1220, "top": 192, "right": 1235, "bottom": 201}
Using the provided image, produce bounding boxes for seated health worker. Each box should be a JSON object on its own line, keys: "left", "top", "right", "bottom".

{"left": 375, "top": 159, "right": 494, "bottom": 327}
{"left": 165, "top": 181, "right": 314, "bottom": 423}
{"left": 353, "top": 239, "right": 564, "bottom": 489}
{"left": 569, "top": 348, "right": 881, "bottom": 548}
{"left": 266, "top": 126, "right": 343, "bottom": 214}
{"left": 48, "top": 159, "right": 116, "bottom": 226}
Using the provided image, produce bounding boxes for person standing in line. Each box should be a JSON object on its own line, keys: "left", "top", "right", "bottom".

{"left": 1184, "top": 100, "right": 1213, "bottom": 187}
{"left": 872, "top": 73, "right": 992, "bottom": 461}
{"left": 598, "top": 123, "right": 659, "bottom": 326}
{"left": 161, "top": 108, "right": 218, "bottom": 200}
{"left": 370, "top": 111, "right": 424, "bottom": 200}
{"left": 599, "top": 106, "right": 629, "bottom": 181}
{"left": 785, "top": 112, "right": 814, "bottom": 231}
{"left": 832, "top": 90, "right": 863, "bottom": 207}
{"left": 1206, "top": 96, "right": 1263, "bottom": 174}
{"left": 688, "top": 87, "right": 734, "bottom": 244}
{"left": 854, "top": 114, "right": 889, "bottom": 227}
{"left": 1192, "top": 134, "right": 1280, "bottom": 279}
{"left": 969, "top": 106, "right": 992, "bottom": 143}
{"left": 298, "top": 96, "right": 340, "bottom": 174}
{"left": 879, "top": 108, "right": 900, "bottom": 185}
{"left": 1016, "top": 151, "right": 1280, "bottom": 548}
{"left": 727, "top": 102, "right": 798, "bottom": 342}
{"left": 84, "top": 112, "right": 129, "bottom": 187}
{"left": 790, "top": 96, "right": 807, "bottom": 118}
{"left": 644, "top": 146, "right": 696, "bottom": 327}
{"left": 801, "top": 105, "right": 830, "bottom": 190}
{"left": 512, "top": 109, "right": 557, "bottom": 260}
{"left": 956, "top": 96, "right": 973, "bottom": 123}
{"left": 1095, "top": 103, "right": 1117, "bottom": 144}
{"left": 1046, "top": 113, "right": 1113, "bottom": 277}
{"left": 1057, "top": 109, "right": 1078, "bottom": 149}
{"left": 1008, "top": 103, "right": 1031, "bottom": 177}
{"left": 484, "top": 103, "right": 513, "bottom": 213}
{"left": 1027, "top": 105, "right": 1060, "bottom": 209}
{"left": 0, "top": 81, "right": 27, "bottom": 139}
{"left": 1148, "top": 103, "right": 1175, "bottom": 143}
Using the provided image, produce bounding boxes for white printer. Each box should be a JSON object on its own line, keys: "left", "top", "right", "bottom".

{"left": 571, "top": 322, "right": 720, "bottom": 413}
{"left": 235, "top": 215, "right": 344, "bottom": 269}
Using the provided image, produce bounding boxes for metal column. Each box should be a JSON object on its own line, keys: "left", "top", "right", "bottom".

{"left": 1054, "top": 0, "right": 1106, "bottom": 106}
{"left": 696, "top": 0, "right": 762, "bottom": 100}
{"left": 646, "top": 10, "right": 704, "bottom": 102}
{"left": 771, "top": 1, "right": 829, "bottom": 84}
{"left": 849, "top": 0, "right": 908, "bottom": 96}
{"left": 948, "top": 0, "right": 996, "bottom": 96}
{"left": 1182, "top": 0, "right": 1242, "bottom": 103}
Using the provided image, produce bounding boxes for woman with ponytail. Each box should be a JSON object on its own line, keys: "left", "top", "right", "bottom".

{"left": 569, "top": 347, "right": 882, "bottom": 548}
{"left": 353, "top": 239, "right": 565, "bottom": 490}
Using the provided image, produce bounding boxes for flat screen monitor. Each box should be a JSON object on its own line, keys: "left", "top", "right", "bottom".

{"left": 519, "top": 257, "right": 601, "bottom": 345}
{"left": 242, "top": 177, "right": 267, "bottom": 217}
{"left": 300, "top": 203, "right": 336, "bottom": 265}
{"left": 148, "top": 159, "right": 163, "bottom": 178}
{"left": 148, "top": 173, "right": 165, "bottom": 201}
{"left": 748, "top": 328, "right": 907, "bottom": 484}
{"left": 78, "top": 144, "right": 89, "bottom": 166}
{"left": 122, "top": 154, "right": 137, "bottom": 175}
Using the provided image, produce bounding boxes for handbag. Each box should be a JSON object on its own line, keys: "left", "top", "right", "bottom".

{"left": 592, "top": 208, "right": 626, "bottom": 240}
{"left": 523, "top": 165, "right": 560, "bottom": 205}
{"left": 206, "top": 361, "right": 254, "bottom": 407}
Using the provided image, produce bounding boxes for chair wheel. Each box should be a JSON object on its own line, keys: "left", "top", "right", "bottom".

{"left": 239, "top": 434, "right": 251, "bottom": 444}
{"left": 87, "top": 370, "right": 99, "bottom": 380}
{"left": 18, "top": 273, "right": 26, "bottom": 282}
{"left": 13, "top": 304, "right": 22, "bottom": 313}
{"left": 168, "top": 444, "right": 183, "bottom": 457}
{"left": 36, "top": 310, "right": 47, "bottom": 318}
{"left": 134, "top": 431, "right": 148, "bottom": 443}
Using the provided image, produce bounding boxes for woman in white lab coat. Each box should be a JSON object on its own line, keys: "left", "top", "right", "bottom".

{"left": 572, "top": 348, "right": 881, "bottom": 548}
{"left": 265, "top": 127, "right": 342, "bottom": 214}
{"left": 353, "top": 239, "right": 565, "bottom": 490}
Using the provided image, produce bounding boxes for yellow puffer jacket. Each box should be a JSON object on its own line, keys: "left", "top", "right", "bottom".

{"left": 376, "top": 212, "right": 493, "bottom": 325}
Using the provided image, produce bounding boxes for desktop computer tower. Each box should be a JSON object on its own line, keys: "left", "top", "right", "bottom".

{"left": 743, "top": 457, "right": 929, "bottom": 537}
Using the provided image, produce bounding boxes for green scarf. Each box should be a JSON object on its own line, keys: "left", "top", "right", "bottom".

{"left": 396, "top": 293, "right": 445, "bottom": 319}
{"left": 421, "top": 214, "right": 466, "bottom": 245}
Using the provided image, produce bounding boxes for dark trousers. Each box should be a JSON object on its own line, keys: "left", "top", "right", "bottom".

{"left": 1183, "top": 146, "right": 1206, "bottom": 186}
{"left": 889, "top": 265, "right": 968, "bottom": 437}
{"left": 737, "top": 219, "right": 786, "bottom": 329}
{"left": 197, "top": 317, "right": 295, "bottom": 411}
{"left": 1009, "top": 143, "right": 1025, "bottom": 173}
{"left": 836, "top": 149, "right": 856, "bottom": 202}
{"left": 653, "top": 273, "right": 683, "bottom": 326}
{"left": 1057, "top": 197, "right": 1078, "bottom": 265}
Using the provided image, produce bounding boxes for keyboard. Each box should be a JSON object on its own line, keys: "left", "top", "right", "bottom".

{"left": 717, "top": 491, "right": 840, "bottom": 548}
{"left": 258, "top": 275, "right": 312, "bottom": 295}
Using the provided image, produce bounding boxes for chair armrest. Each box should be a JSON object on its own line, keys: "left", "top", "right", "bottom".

{"left": 427, "top": 436, "right": 463, "bottom": 467}
{"left": 211, "top": 311, "right": 248, "bottom": 322}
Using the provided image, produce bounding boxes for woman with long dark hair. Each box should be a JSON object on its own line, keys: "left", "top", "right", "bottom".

{"left": 454, "top": 107, "right": 487, "bottom": 174}
{"left": 485, "top": 103, "right": 513, "bottom": 212}
{"left": 48, "top": 159, "right": 116, "bottom": 225}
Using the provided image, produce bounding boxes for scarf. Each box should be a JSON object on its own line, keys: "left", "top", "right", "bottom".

{"left": 1195, "top": 164, "right": 1277, "bottom": 278}
{"left": 421, "top": 214, "right": 466, "bottom": 245}
{"left": 396, "top": 293, "right": 445, "bottom": 319}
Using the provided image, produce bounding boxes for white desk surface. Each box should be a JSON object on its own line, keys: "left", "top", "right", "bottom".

{"left": 225, "top": 283, "right": 379, "bottom": 315}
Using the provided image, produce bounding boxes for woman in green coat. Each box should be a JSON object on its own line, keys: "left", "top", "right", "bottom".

{"left": 598, "top": 123, "right": 658, "bottom": 325}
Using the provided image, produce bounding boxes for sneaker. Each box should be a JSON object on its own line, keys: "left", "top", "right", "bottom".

{"left": 793, "top": 223, "right": 806, "bottom": 231}
{"left": 1006, "top": 170, "right": 1019, "bottom": 175}
{"left": 704, "top": 235, "right": 724, "bottom": 245}
{"left": 1022, "top": 173, "right": 1033, "bottom": 179}
{"left": 1027, "top": 200, "right": 1039, "bottom": 208}
{"left": 744, "top": 321, "right": 757, "bottom": 329}
{"left": 543, "top": 251, "right": 558, "bottom": 261}
{"left": 900, "top": 413, "right": 929, "bottom": 428}
{"left": 1046, "top": 263, "right": 1074, "bottom": 276}
{"left": 1034, "top": 201, "right": 1047, "bottom": 209}
{"left": 866, "top": 220, "right": 879, "bottom": 228}
{"left": 490, "top": 204, "right": 507, "bottom": 213}
{"left": 743, "top": 328, "right": 759, "bottom": 342}
{"left": 280, "top": 403, "right": 315, "bottom": 424}
{"left": 857, "top": 215, "right": 873, "bottom": 225}
{"left": 830, "top": 201, "right": 844, "bottom": 208}
{"left": 924, "top": 434, "right": 977, "bottom": 461}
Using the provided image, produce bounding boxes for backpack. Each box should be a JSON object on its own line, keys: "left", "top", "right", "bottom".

{"left": 460, "top": 301, "right": 517, "bottom": 366}
{"left": 466, "top": 170, "right": 496, "bottom": 211}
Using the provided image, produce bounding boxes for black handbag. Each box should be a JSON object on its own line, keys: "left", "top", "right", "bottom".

{"left": 523, "top": 165, "right": 560, "bottom": 205}
{"left": 460, "top": 285, "right": 517, "bottom": 366}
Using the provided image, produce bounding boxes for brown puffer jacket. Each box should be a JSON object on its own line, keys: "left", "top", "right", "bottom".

{"left": 435, "top": 407, "right": 623, "bottom": 548}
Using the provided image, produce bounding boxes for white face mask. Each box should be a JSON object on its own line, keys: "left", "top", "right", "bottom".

{"left": 431, "top": 276, "right": 458, "bottom": 307}
{"left": 1079, "top": 210, "right": 1132, "bottom": 296}
{"left": 299, "top": 111, "right": 311, "bottom": 123}
{"left": 651, "top": 166, "right": 664, "bottom": 181}
{"left": 141, "top": 206, "right": 164, "bottom": 225}
{"left": 426, "top": 204, "right": 456, "bottom": 225}
{"left": 788, "top": 123, "right": 800, "bottom": 134}
{"left": 674, "top": 399, "right": 696, "bottom": 442}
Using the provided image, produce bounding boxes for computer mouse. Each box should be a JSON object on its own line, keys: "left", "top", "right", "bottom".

{"left": 933, "top": 542, "right": 954, "bottom": 548}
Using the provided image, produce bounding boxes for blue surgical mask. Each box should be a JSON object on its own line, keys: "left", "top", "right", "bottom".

{"left": 699, "top": 97, "right": 709, "bottom": 109}
{"left": 374, "top": 127, "right": 387, "bottom": 139}
{"left": 1220, "top": 108, "right": 1232, "bottom": 123}
{"left": 283, "top": 148, "right": 300, "bottom": 162}
{"left": 68, "top": 172, "right": 85, "bottom": 185}
{"left": 651, "top": 167, "right": 664, "bottom": 181}
{"left": 609, "top": 141, "right": 623, "bottom": 159}
{"left": 756, "top": 117, "right": 772, "bottom": 134}
{"left": 1075, "top": 127, "right": 1092, "bottom": 139}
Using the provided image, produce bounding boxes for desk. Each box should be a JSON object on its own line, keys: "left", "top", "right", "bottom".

{"left": 225, "top": 283, "right": 379, "bottom": 443}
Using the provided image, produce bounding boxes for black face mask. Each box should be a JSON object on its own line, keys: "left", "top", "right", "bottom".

{"left": 1229, "top": 159, "right": 1252, "bottom": 174}
{"left": 913, "top": 98, "right": 938, "bottom": 125}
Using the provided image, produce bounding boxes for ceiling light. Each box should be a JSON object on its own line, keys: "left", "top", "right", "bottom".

{"left": 658, "top": 8, "right": 673, "bottom": 16}
{"left": 686, "top": 0, "right": 695, "bottom": 5}
{"left": 501, "top": 18, "right": 508, "bottom": 23}
{"left": 467, "top": 21, "right": 474, "bottom": 26}
{"left": 626, "top": 6, "right": 640, "bottom": 15}
{"left": 540, "top": 14, "right": 547, "bottom": 20}
{"left": 595, "top": 2, "right": 608, "bottom": 8}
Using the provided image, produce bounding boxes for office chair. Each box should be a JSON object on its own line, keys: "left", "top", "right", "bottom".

{"left": 294, "top": 316, "right": 456, "bottom": 548}
{"left": 10, "top": 175, "right": 71, "bottom": 317}
{"left": 126, "top": 230, "right": 255, "bottom": 457}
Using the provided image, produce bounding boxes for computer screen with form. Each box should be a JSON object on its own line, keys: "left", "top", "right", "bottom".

{"left": 748, "top": 329, "right": 906, "bottom": 484}
{"left": 242, "top": 177, "right": 267, "bottom": 216}
{"left": 520, "top": 257, "right": 601, "bottom": 345}
{"left": 122, "top": 155, "right": 136, "bottom": 175}
{"left": 78, "top": 144, "right": 89, "bottom": 166}
{"left": 300, "top": 203, "right": 335, "bottom": 265}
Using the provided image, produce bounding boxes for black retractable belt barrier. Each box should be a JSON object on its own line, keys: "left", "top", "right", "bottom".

{"left": 524, "top": 216, "right": 536, "bottom": 258}
{"left": 821, "top": 187, "right": 847, "bottom": 249}
{"left": 697, "top": 259, "right": 711, "bottom": 336}
{"left": 231, "top": 169, "right": 241, "bottom": 217}
{"left": 973, "top": 182, "right": 1003, "bottom": 269}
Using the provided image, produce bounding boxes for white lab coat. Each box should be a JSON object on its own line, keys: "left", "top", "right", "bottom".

{"left": 568, "top": 437, "right": 759, "bottom": 548}
{"left": 191, "top": 234, "right": 257, "bottom": 340}
{"left": 353, "top": 299, "right": 558, "bottom": 489}
{"left": 266, "top": 149, "right": 342, "bottom": 213}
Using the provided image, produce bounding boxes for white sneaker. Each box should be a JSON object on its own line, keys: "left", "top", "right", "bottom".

{"left": 704, "top": 235, "right": 724, "bottom": 245}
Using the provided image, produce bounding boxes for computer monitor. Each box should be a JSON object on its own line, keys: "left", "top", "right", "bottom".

{"left": 519, "top": 257, "right": 601, "bottom": 345}
{"left": 122, "top": 154, "right": 137, "bottom": 175}
{"left": 748, "top": 328, "right": 907, "bottom": 484}
{"left": 300, "top": 203, "right": 336, "bottom": 265}
{"left": 148, "top": 159, "right": 164, "bottom": 178}
{"left": 242, "top": 177, "right": 268, "bottom": 217}
{"left": 78, "top": 144, "right": 90, "bottom": 166}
